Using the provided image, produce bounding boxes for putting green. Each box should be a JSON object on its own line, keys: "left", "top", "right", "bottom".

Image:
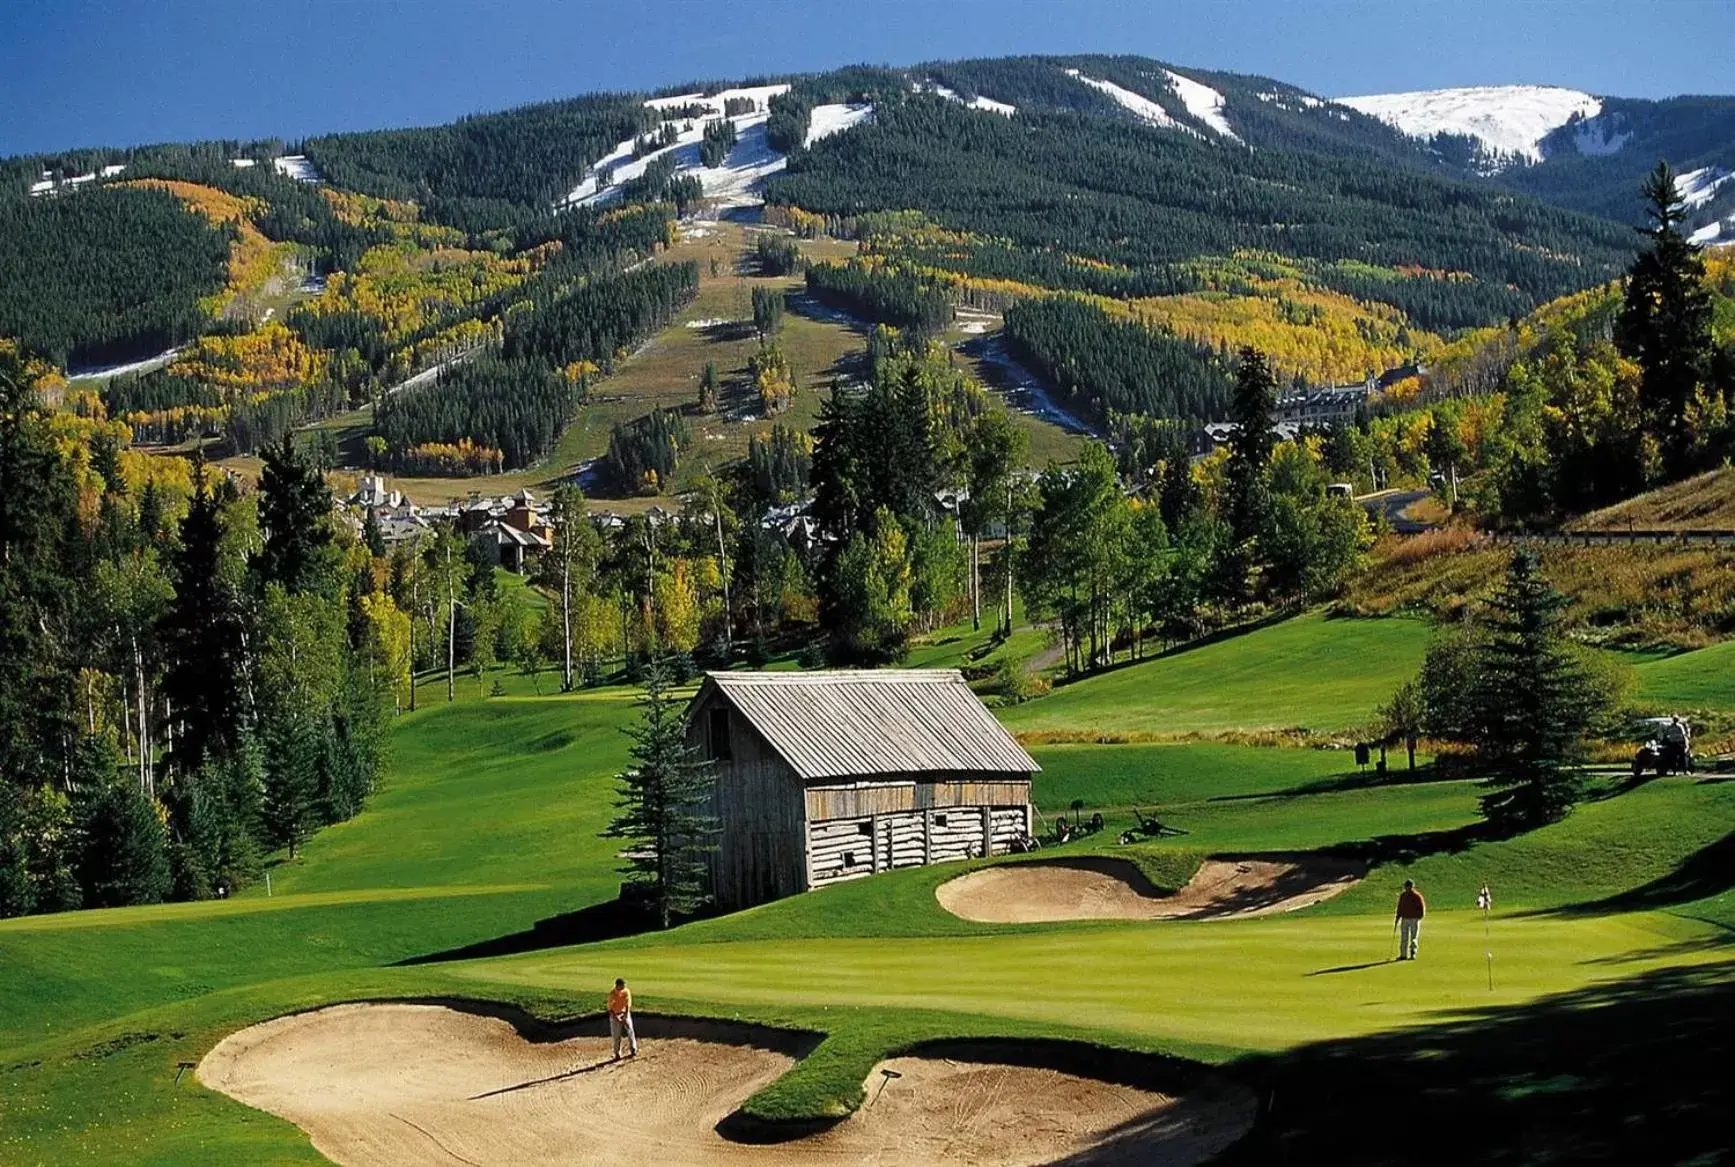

{"left": 453, "top": 909, "right": 1723, "bottom": 1055}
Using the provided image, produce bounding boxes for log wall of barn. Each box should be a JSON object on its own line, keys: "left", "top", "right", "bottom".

{"left": 690, "top": 694, "right": 808, "bottom": 910}
{"left": 805, "top": 789, "right": 1033, "bottom": 888}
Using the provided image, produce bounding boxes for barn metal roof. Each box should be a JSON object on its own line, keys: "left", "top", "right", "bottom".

{"left": 698, "top": 670, "right": 1040, "bottom": 781}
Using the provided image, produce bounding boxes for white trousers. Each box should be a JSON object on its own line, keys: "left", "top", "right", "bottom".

{"left": 610, "top": 1013, "right": 638, "bottom": 1057}
{"left": 1399, "top": 917, "right": 1421, "bottom": 959}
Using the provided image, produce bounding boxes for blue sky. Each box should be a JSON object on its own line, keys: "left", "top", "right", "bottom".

{"left": 3, "top": 0, "right": 1729, "bottom": 156}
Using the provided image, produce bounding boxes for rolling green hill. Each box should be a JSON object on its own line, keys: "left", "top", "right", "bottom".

{"left": 1, "top": 608, "right": 1730, "bottom": 1163}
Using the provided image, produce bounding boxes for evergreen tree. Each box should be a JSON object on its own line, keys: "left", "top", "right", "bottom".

{"left": 751, "top": 286, "right": 784, "bottom": 340}
{"left": 76, "top": 765, "right": 172, "bottom": 908}
{"left": 1215, "top": 347, "right": 1279, "bottom": 606}
{"left": 1616, "top": 162, "right": 1716, "bottom": 477}
{"left": 603, "top": 663, "right": 717, "bottom": 928}
{"left": 255, "top": 434, "right": 336, "bottom": 596}
{"left": 1457, "top": 551, "right": 1614, "bottom": 828}
{"left": 259, "top": 711, "right": 319, "bottom": 859}
{"left": 163, "top": 460, "right": 246, "bottom": 774}
{"left": 698, "top": 360, "right": 720, "bottom": 414}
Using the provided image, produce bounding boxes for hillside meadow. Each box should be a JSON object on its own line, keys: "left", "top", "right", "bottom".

{"left": 0, "top": 609, "right": 1729, "bottom": 1164}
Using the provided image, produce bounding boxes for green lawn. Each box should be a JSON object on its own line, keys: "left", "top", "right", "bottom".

{"left": 2, "top": 609, "right": 1731, "bottom": 1164}
{"left": 1001, "top": 612, "right": 1432, "bottom": 737}
{"left": 1632, "top": 638, "right": 1735, "bottom": 711}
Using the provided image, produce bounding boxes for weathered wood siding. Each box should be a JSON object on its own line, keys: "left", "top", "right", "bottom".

{"left": 806, "top": 791, "right": 1034, "bottom": 888}
{"left": 805, "top": 777, "right": 1031, "bottom": 822}
{"left": 688, "top": 691, "right": 808, "bottom": 910}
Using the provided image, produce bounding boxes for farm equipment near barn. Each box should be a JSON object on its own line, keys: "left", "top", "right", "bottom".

{"left": 1118, "top": 809, "right": 1189, "bottom": 845}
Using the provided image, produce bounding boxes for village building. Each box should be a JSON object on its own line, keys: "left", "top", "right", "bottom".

{"left": 685, "top": 670, "right": 1039, "bottom": 909}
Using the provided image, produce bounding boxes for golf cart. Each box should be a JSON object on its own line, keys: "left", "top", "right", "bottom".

{"left": 1633, "top": 716, "right": 1694, "bottom": 777}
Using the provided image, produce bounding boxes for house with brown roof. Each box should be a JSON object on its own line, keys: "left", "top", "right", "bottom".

{"left": 685, "top": 670, "right": 1039, "bottom": 909}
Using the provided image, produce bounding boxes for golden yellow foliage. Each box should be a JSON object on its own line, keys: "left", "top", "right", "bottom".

{"left": 122, "top": 179, "right": 284, "bottom": 311}
{"left": 1111, "top": 275, "right": 1441, "bottom": 386}
{"left": 170, "top": 320, "right": 329, "bottom": 395}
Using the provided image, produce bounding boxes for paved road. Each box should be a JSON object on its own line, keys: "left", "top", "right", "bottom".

{"left": 1358, "top": 489, "right": 1434, "bottom": 535}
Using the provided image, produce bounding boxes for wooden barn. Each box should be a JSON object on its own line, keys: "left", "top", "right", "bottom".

{"left": 685, "top": 670, "right": 1040, "bottom": 909}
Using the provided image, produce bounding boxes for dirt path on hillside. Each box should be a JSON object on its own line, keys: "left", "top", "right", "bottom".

{"left": 936, "top": 855, "right": 1366, "bottom": 924}
{"left": 199, "top": 1003, "right": 1252, "bottom": 1166}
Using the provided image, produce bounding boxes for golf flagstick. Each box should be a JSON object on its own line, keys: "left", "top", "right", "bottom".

{"left": 1478, "top": 884, "right": 1493, "bottom": 990}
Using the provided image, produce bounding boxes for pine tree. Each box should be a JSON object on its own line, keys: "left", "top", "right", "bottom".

{"left": 1616, "top": 162, "right": 1715, "bottom": 478}
{"left": 1215, "top": 347, "right": 1279, "bottom": 607}
{"left": 259, "top": 712, "right": 319, "bottom": 859}
{"left": 603, "top": 663, "right": 717, "bottom": 929}
{"left": 1467, "top": 551, "right": 1612, "bottom": 828}
{"left": 163, "top": 459, "right": 246, "bottom": 774}
{"left": 76, "top": 763, "right": 172, "bottom": 909}
{"left": 256, "top": 434, "right": 336, "bottom": 596}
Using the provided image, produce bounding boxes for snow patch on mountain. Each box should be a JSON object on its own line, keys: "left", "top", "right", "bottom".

{"left": 1064, "top": 69, "right": 1197, "bottom": 137}
{"left": 1690, "top": 215, "right": 1733, "bottom": 246}
{"left": 1573, "top": 116, "right": 1631, "bottom": 157}
{"left": 923, "top": 82, "right": 1015, "bottom": 117}
{"left": 272, "top": 155, "right": 321, "bottom": 183}
{"left": 1336, "top": 85, "right": 1602, "bottom": 169}
{"left": 1256, "top": 90, "right": 1322, "bottom": 112}
{"left": 644, "top": 84, "right": 791, "bottom": 116}
{"left": 805, "top": 102, "right": 875, "bottom": 145}
{"left": 1678, "top": 166, "right": 1733, "bottom": 211}
{"left": 565, "top": 88, "right": 869, "bottom": 210}
{"left": 1161, "top": 68, "right": 1240, "bottom": 142}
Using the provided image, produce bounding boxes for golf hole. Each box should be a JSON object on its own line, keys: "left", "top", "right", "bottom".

{"left": 935, "top": 854, "right": 1367, "bottom": 923}
{"left": 199, "top": 1002, "right": 1255, "bottom": 1165}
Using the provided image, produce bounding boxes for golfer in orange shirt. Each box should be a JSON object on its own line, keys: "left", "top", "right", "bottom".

{"left": 608, "top": 978, "right": 638, "bottom": 1059}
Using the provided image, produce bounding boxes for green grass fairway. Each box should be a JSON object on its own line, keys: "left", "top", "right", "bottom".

{"left": 1633, "top": 639, "right": 1735, "bottom": 711}
{"left": 1001, "top": 612, "right": 1432, "bottom": 737}
{"left": 2, "top": 609, "right": 1731, "bottom": 1165}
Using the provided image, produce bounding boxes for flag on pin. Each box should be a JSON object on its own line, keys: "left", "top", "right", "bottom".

{"left": 1477, "top": 885, "right": 1492, "bottom": 910}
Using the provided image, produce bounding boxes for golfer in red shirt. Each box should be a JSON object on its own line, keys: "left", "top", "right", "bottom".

{"left": 1395, "top": 879, "right": 1425, "bottom": 960}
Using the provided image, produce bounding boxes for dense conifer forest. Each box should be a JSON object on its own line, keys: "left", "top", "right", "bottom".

{"left": 0, "top": 187, "right": 229, "bottom": 366}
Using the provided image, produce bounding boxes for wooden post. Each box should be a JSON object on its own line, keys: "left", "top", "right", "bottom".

{"left": 870, "top": 814, "right": 881, "bottom": 874}
{"left": 981, "top": 806, "right": 992, "bottom": 858}
{"left": 924, "top": 810, "right": 933, "bottom": 866}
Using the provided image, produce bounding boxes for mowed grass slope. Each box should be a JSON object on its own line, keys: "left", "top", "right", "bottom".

{"left": 1, "top": 610, "right": 1731, "bottom": 1164}
{"left": 1002, "top": 612, "right": 1431, "bottom": 737}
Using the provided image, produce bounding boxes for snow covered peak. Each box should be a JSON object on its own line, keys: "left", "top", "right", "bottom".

{"left": 1336, "top": 85, "right": 1602, "bottom": 169}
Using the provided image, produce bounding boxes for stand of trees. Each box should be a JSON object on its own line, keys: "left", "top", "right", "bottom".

{"left": 805, "top": 262, "right": 953, "bottom": 340}
{"left": 605, "top": 407, "right": 689, "bottom": 494}
{"left": 0, "top": 186, "right": 229, "bottom": 366}
{"left": 302, "top": 95, "right": 654, "bottom": 228}
{"left": 700, "top": 119, "right": 739, "bottom": 167}
{"left": 1004, "top": 296, "right": 1231, "bottom": 424}
{"left": 1, "top": 351, "right": 397, "bottom": 918}
{"left": 376, "top": 356, "right": 580, "bottom": 471}
{"left": 502, "top": 261, "right": 700, "bottom": 370}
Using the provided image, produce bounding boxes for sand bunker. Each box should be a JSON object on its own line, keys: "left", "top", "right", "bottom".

{"left": 199, "top": 1003, "right": 1252, "bottom": 1166}
{"left": 936, "top": 855, "right": 1366, "bottom": 924}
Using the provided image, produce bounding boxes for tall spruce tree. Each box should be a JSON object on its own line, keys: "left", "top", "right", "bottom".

{"left": 1466, "top": 551, "right": 1612, "bottom": 828}
{"left": 603, "top": 663, "right": 717, "bottom": 929}
{"left": 1616, "top": 162, "right": 1715, "bottom": 478}
{"left": 256, "top": 434, "right": 336, "bottom": 596}
{"left": 1214, "top": 347, "right": 1279, "bottom": 605}
{"left": 164, "top": 459, "right": 246, "bottom": 774}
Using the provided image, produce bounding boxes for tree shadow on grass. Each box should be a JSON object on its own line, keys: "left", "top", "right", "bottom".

{"left": 1219, "top": 959, "right": 1735, "bottom": 1164}
{"left": 394, "top": 898, "right": 677, "bottom": 965}
{"left": 1542, "top": 830, "right": 1735, "bottom": 920}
